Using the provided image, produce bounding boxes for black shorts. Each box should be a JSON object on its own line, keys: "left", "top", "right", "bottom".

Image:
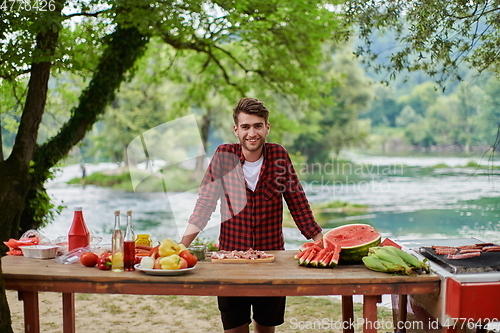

{"left": 217, "top": 296, "right": 286, "bottom": 330}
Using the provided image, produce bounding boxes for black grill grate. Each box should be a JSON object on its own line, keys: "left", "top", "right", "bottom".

{"left": 419, "top": 247, "right": 500, "bottom": 274}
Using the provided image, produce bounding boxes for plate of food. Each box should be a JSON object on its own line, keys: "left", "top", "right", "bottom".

{"left": 134, "top": 264, "right": 195, "bottom": 276}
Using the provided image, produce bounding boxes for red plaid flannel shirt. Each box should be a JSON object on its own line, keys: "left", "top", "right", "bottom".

{"left": 188, "top": 143, "right": 322, "bottom": 251}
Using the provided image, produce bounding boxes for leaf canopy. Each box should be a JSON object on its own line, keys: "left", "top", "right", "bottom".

{"left": 343, "top": 0, "right": 500, "bottom": 82}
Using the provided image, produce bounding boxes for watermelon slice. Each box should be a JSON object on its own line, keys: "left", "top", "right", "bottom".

{"left": 294, "top": 248, "right": 310, "bottom": 260}
{"left": 299, "top": 239, "right": 323, "bottom": 252}
{"left": 298, "top": 247, "right": 313, "bottom": 266}
{"left": 324, "top": 224, "right": 381, "bottom": 264}
{"left": 309, "top": 248, "right": 328, "bottom": 267}
{"left": 318, "top": 251, "right": 333, "bottom": 268}
{"left": 328, "top": 249, "right": 340, "bottom": 268}
{"left": 304, "top": 248, "right": 319, "bottom": 266}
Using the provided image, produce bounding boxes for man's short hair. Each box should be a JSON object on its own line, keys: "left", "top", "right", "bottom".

{"left": 233, "top": 97, "right": 270, "bottom": 125}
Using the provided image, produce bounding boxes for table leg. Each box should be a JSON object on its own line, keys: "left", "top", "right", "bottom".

{"left": 397, "top": 294, "right": 408, "bottom": 333}
{"left": 19, "top": 291, "right": 39, "bottom": 333}
{"left": 363, "top": 295, "right": 381, "bottom": 333}
{"left": 342, "top": 296, "right": 354, "bottom": 333}
{"left": 62, "top": 293, "right": 75, "bottom": 333}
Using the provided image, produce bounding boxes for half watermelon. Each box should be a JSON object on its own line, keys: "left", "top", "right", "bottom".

{"left": 323, "top": 223, "right": 381, "bottom": 264}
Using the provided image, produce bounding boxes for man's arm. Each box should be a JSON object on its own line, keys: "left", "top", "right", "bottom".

{"left": 178, "top": 146, "right": 229, "bottom": 247}
{"left": 180, "top": 223, "right": 202, "bottom": 248}
{"left": 279, "top": 150, "right": 323, "bottom": 240}
{"left": 311, "top": 232, "right": 323, "bottom": 241}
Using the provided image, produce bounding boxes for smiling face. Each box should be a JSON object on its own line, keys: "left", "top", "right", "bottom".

{"left": 233, "top": 112, "right": 270, "bottom": 162}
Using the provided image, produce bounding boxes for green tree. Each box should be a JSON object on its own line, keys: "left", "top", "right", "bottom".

{"left": 400, "top": 82, "right": 486, "bottom": 149}
{"left": 292, "top": 44, "right": 373, "bottom": 162}
{"left": 1, "top": 2, "right": 346, "bottom": 329}
{"left": 344, "top": 0, "right": 500, "bottom": 83}
{"left": 397, "top": 82, "right": 440, "bottom": 117}
{"left": 362, "top": 84, "right": 400, "bottom": 127}
{"left": 395, "top": 105, "right": 421, "bottom": 128}
{"left": 477, "top": 76, "right": 500, "bottom": 140}
{"left": 453, "top": 83, "right": 485, "bottom": 152}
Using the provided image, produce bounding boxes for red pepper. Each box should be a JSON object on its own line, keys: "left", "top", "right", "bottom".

{"left": 97, "top": 252, "right": 112, "bottom": 270}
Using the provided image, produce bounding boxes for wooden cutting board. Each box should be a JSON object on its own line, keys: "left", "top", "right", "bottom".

{"left": 211, "top": 255, "right": 275, "bottom": 263}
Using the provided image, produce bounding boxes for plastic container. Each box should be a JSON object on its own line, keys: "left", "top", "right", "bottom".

{"left": 68, "top": 207, "right": 90, "bottom": 252}
{"left": 55, "top": 247, "right": 90, "bottom": 264}
{"left": 21, "top": 245, "right": 60, "bottom": 259}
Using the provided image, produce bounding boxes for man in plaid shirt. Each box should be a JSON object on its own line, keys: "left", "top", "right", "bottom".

{"left": 180, "top": 97, "right": 323, "bottom": 333}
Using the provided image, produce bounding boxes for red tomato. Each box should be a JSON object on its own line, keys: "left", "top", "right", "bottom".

{"left": 80, "top": 252, "right": 99, "bottom": 267}
{"left": 180, "top": 257, "right": 188, "bottom": 269}
{"left": 179, "top": 250, "right": 198, "bottom": 268}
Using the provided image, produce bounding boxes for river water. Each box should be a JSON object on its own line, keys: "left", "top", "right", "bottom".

{"left": 40, "top": 154, "right": 500, "bottom": 249}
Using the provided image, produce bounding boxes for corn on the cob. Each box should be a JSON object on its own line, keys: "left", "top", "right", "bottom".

{"left": 362, "top": 255, "right": 406, "bottom": 273}
{"left": 384, "top": 246, "right": 423, "bottom": 268}
{"left": 368, "top": 247, "right": 413, "bottom": 275}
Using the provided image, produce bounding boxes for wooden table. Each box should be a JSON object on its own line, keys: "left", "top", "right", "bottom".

{"left": 2, "top": 251, "right": 440, "bottom": 333}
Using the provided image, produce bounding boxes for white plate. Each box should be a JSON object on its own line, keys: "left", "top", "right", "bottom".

{"left": 134, "top": 264, "right": 195, "bottom": 276}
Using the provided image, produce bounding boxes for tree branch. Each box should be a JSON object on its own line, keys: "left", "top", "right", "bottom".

{"left": 448, "top": 4, "right": 500, "bottom": 20}
{"left": 31, "top": 25, "right": 149, "bottom": 184}
{"left": 63, "top": 9, "right": 109, "bottom": 20}
{"left": 0, "top": 69, "right": 31, "bottom": 80}
{"left": 9, "top": 10, "right": 61, "bottom": 167}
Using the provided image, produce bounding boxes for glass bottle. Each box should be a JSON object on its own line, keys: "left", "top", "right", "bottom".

{"left": 123, "top": 210, "right": 136, "bottom": 271}
{"left": 111, "top": 210, "right": 124, "bottom": 272}
{"left": 68, "top": 207, "right": 90, "bottom": 252}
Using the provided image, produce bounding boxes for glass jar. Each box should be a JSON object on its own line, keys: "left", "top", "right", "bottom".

{"left": 188, "top": 245, "right": 206, "bottom": 261}
{"left": 135, "top": 234, "right": 152, "bottom": 247}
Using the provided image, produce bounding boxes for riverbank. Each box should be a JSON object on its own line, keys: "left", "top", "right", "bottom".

{"left": 69, "top": 158, "right": 499, "bottom": 192}
{"left": 7, "top": 291, "right": 395, "bottom": 333}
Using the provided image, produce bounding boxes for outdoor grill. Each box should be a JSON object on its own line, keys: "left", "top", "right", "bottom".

{"left": 419, "top": 246, "right": 500, "bottom": 275}
{"left": 393, "top": 238, "right": 500, "bottom": 333}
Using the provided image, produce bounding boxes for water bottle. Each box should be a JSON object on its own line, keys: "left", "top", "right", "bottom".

{"left": 68, "top": 207, "right": 90, "bottom": 252}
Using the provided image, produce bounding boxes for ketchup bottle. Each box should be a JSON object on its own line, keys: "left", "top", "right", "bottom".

{"left": 68, "top": 207, "right": 90, "bottom": 251}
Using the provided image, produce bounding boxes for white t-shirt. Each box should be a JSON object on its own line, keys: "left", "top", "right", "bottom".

{"left": 242, "top": 155, "right": 264, "bottom": 191}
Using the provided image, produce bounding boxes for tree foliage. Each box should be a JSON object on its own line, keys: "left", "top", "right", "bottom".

{"left": 291, "top": 44, "right": 373, "bottom": 162}
{"left": 1, "top": 0, "right": 347, "bottom": 231}
{"left": 1, "top": 1, "right": 349, "bottom": 330}
{"left": 343, "top": 0, "right": 500, "bottom": 83}
{"left": 365, "top": 73, "right": 500, "bottom": 151}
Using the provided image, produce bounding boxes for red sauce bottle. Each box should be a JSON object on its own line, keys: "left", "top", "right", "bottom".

{"left": 68, "top": 207, "right": 90, "bottom": 251}
{"left": 123, "top": 210, "right": 136, "bottom": 271}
